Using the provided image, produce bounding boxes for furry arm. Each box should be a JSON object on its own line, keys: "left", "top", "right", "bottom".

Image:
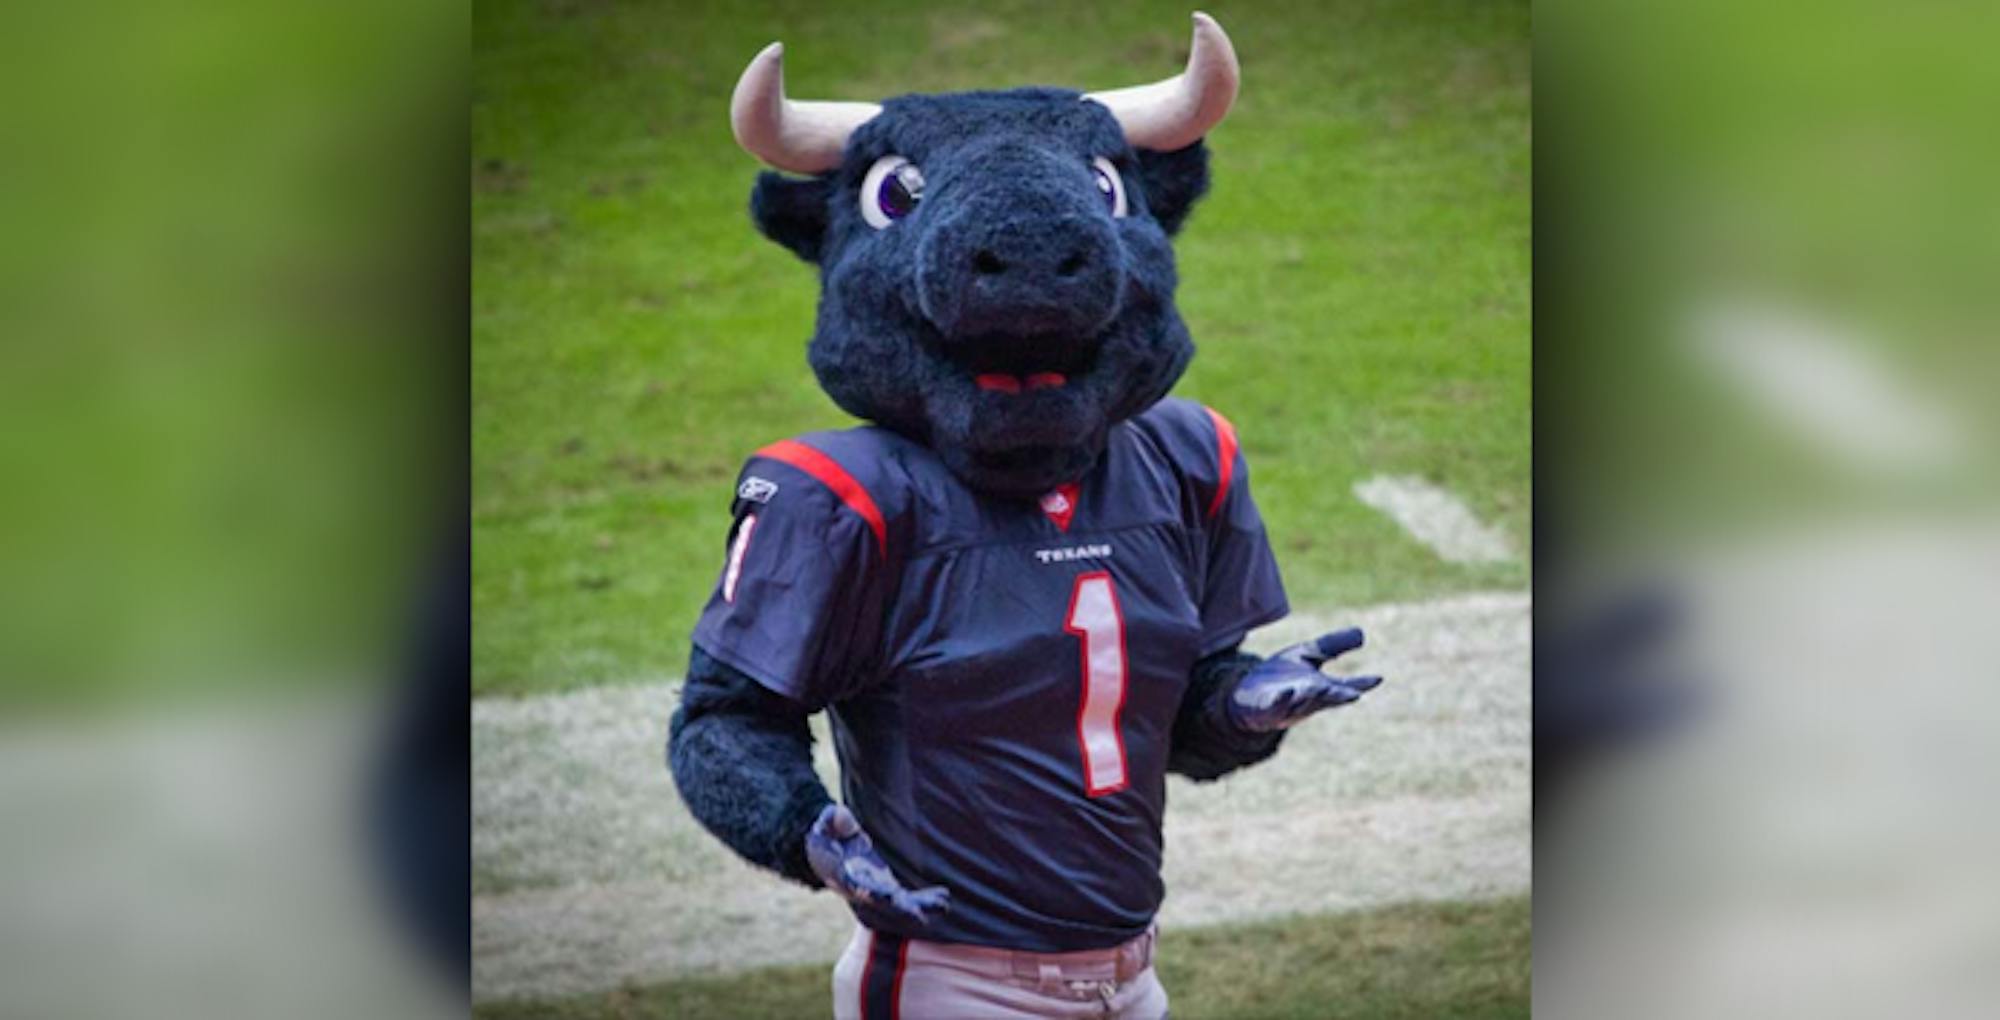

{"left": 1167, "top": 648, "right": 1288, "bottom": 781}
{"left": 667, "top": 646, "right": 833, "bottom": 887}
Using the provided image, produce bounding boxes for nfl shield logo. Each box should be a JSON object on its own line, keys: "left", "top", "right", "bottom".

{"left": 1039, "top": 483, "right": 1079, "bottom": 532}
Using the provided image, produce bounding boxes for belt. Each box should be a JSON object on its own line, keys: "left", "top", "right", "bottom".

{"left": 916, "top": 925, "right": 1157, "bottom": 987}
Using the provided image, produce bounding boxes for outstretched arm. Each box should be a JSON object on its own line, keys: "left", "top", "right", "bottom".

{"left": 1169, "top": 629, "right": 1384, "bottom": 781}
{"left": 1169, "top": 648, "right": 1286, "bottom": 781}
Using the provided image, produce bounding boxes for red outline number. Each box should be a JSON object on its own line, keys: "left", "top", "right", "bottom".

{"left": 1064, "top": 571, "right": 1130, "bottom": 796}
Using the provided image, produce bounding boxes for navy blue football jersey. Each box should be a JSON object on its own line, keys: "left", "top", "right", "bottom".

{"left": 691, "top": 398, "right": 1289, "bottom": 951}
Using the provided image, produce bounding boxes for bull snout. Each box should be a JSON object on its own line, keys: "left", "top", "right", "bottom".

{"left": 969, "top": 220, "right": 1103, "bottom": 286}
{"left": 917, "top": 204, "right": 1123, "bottom": 341}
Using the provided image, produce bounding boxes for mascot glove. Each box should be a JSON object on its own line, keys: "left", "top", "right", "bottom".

{"left": 1226, "top": 628, "right": 1384, "bottom": 733}
{"left": 805, "top": 804, "right": 952, "bottom": 925}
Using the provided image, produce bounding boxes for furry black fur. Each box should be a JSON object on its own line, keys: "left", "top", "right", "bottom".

{"left": 668, "top": 647, "right": 831, "bottom": 887}
{"left": 749, "top": 88, "right": 1213, "bottom": 498}
{"left": 673, "top": 81, "right": 1282, "bottom": 894}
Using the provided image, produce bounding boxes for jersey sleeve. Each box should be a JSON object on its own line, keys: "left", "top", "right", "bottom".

{"left": 690, "top": 448, "right": 893, "bottom": 710}
{"left": 1195, "top": 407, "right": 1290, "bottom": 656}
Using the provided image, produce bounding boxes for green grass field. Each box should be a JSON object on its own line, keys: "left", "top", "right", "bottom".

{"left": 472, "top": 0, "right": 1530, "bottom": 697}
{"left": 474, "top": 896, "right": 1529, "bottom": 1019}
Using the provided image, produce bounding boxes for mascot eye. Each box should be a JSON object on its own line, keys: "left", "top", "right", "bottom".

{"left": 1091, "top": 157, "right": 1128, "bottom": 218}
{"left": 859, "top": 155, "right": 924, "bottom": 229}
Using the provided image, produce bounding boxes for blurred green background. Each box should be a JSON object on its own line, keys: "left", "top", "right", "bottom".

{"left": 0, "top": 4, "right": 463, "bottom": 1019}
{"left": 1538, "top": 0, "right": 2000, "bottom": 562}
{"left": 472, "top": 0, "right": 1531, "bottom": 698}
{"left": 0, "top": 1, "right": 459, "bottom": 708}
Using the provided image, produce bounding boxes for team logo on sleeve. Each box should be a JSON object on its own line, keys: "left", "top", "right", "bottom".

{"left": 737, "top": 476, "right": 779, "bottom": 503}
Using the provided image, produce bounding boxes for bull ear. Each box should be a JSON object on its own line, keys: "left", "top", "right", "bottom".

{"left": 749, "top": 171, "right": 832, "bottom": 263}
{"left": 1135, "top": 142, "right": 1210, "bottom": 236}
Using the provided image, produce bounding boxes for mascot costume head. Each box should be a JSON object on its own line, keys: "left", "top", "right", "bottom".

{"left": 731, "top": 13, "right": 1236, "bottom": 497}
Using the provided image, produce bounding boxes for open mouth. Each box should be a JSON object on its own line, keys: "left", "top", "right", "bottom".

{"left": 974, "top": 372, "right": 1066, "bottom": 394}
{"left": 937, "top": 332, "right": 1100, "bottom": 396}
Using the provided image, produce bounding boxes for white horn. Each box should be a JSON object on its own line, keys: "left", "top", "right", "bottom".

{"left": 1083, "top": 12, "right": 1240, "bottom": 152}
{"left": 729, "top": 42, "right": 882, "bottom": 175}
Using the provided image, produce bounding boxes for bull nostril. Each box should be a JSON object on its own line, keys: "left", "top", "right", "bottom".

{"left": 972, "top": 250, "right": 1006, "bottom": 276}
{"left": 1056, "top": 251, "right": 1088, "bottom": 278}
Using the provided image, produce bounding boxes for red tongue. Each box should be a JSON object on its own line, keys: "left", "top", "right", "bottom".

{"left": 976, "top": 372, "right": 1067, "bottom": 394}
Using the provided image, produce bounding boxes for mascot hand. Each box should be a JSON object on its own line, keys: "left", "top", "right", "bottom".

{"left": 1226, "top": 628, "right": 1384, "bottom": 733}
{"left": 806, "top": 804, "right": 952, "bottom": 924}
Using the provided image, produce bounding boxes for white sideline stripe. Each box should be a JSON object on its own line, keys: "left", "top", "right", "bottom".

{"left": 1689, "top": 300, "right": 1964, "bottom": 473}
{"left": 472, "top": 590, "right": 1529, "bottom": 1002}
{"left": 1353, "top": 475, "right": 1514, "bottom": 563}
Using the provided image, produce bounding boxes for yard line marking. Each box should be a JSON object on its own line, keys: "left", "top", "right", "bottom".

{"left": 1353, "top": 475, "right": 1513, "bottom": 564}
{"left": 1688, "top": 300, "right": 1965, "bottom": 475}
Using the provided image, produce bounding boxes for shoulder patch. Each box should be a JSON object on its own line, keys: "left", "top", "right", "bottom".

{"left": 737, "top": 475, "right": 780, "bottom": 503}
{"left": 754, "top": 438, "right": 888, "bottom": 554}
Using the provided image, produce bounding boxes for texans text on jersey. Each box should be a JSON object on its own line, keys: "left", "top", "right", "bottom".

{"left": 1032, "top": 543, "right": 1113, "bottom": 565}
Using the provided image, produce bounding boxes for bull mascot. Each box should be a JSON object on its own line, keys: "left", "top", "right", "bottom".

{"left": 669, "top": 14, "right": 1384, "bottom": 1018}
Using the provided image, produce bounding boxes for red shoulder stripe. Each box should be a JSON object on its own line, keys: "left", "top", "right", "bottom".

{"left": 1204, "top": 406, "right": 1239, "bottom": 520}
{"left": 755, "top": 438, "right": 887, "bottom": 554}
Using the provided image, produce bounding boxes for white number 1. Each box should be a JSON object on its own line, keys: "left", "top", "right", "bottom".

{"left": 1064, "top": 571, "right": 1129, "bottom": 796}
